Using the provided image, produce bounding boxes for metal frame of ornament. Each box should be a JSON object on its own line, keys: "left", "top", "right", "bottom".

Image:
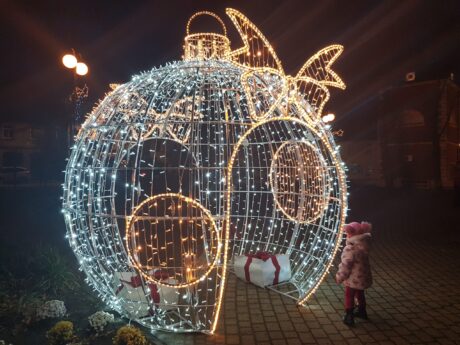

{"left": 62, "top": 8, "right": 349, "bottom": 335}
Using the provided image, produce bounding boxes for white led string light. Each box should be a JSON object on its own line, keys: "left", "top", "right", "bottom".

{"left": 62, "top": 9, "right": 348, "bottom": 334}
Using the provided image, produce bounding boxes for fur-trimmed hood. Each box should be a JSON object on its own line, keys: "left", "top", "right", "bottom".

{"left": 346, "top": 232, "right": 372, "bottom": 246}
{"left": 346, "top": 232, "right": 372, "bottom": 250}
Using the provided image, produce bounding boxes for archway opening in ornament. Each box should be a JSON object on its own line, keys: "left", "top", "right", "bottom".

{"left": 229, "top": 119, "right": 345, "bottom": 301}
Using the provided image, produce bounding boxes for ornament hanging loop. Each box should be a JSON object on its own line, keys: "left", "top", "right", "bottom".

{"left": 184, "top": 12, "right": 231, "bottom": 61}
{"left": 186, "top": 11, "right": 227, "bottom": 36}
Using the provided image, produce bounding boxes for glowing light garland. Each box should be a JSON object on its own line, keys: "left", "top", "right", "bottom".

{"left": 62, "top": 9, "right": 348, "bottom": 334}
{"left": 125, "top": 193, "right": 221, "bottom": 289}
{"left": 269, "top": 140, "right": 331, "bottom": 224}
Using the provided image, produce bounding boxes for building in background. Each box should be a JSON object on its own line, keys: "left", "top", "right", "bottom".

{"left": 340, "top": 78, "right": 460, "bottom": 189}
{"left": 0, "top": 122, "right": 66, "bottom": 184}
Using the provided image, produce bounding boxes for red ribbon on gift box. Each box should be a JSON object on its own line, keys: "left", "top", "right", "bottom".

{"left": 244, "top": 252, "right": 281, "bottom": 285}
{"left": 115, "top": 274, "right": 143, "bottom": 295}
{"left": 116, "top": 270, "right": 170, "bottom": 305}
{"left": 148, "top": 271, "right": 170, "bottom": 305}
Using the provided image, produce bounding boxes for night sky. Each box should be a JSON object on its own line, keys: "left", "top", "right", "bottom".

{"left": 1, "top": 0, "right": 459, "bottom": 130}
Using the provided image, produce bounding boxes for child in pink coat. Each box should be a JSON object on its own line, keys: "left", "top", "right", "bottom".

{"left": 336, "top": 221, "right": 373, "bottom": 326}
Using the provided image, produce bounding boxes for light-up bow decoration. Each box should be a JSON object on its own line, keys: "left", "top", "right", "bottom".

{"left": 225, "top": 9, "right": 345, "bottom": 121}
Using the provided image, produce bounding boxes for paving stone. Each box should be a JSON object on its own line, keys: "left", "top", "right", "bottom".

{"left": 263, "top": 316, "right": 278, "bottom": 323}
{"left": 346, "top": 339, "right": 363, "bottom": 345}
{"left": 271, "top": 340, "right": 288, "bottom": 345}
{"left": 282, "top": 330, "right": 299, "bottom": 338}
{"left": 297, "top": 331, "right": 316, "bottom": 343}
{"left": 391, "top": 336, "right": 411, "bottom": 345}
{"left": 311, "top": 328, "right": 327, "bottom": 338}
{"left": 237, "top": 327, "right": 253, "bottom": 335}
{"left": 269, "top": 331, "right": 285, "bottom": 340}
{"left": 283, "top": 339, "right": 302, "bottom": 345}
{"left": 357, "top": 334, "right": 376, "bottom": 343}
{"left": 239, "top": 335, "right": 255, "bottom": 345}
{"left": 252, "top": 323, "right": 267, "bottom": 332}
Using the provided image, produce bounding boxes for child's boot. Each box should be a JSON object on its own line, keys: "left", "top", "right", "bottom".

{"left": 343, "top": 308, "right": 354, "bottom": 326}
{"left": 354, "top": 306, "right": 368, "bottom": 320}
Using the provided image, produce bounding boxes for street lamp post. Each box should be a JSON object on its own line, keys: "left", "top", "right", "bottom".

{"left": 321, "top": 113, "right": 345, "bottom": 137}
{"left": 62, "top": 50, "right": 89, "bottom": 150}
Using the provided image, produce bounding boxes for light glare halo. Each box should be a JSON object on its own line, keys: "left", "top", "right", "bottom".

{"left": 76, "top": 62, "right": 89, "bottom": 76}
{"left": 62, "top": 54, "right": 77, "bottom": 69}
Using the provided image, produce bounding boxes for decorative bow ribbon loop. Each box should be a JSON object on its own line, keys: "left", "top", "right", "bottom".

{"left": 153, "top": 270, "right": 170, "bottom": 281}
{"left": 225, "top": 8, "right": 345, "bottom": 122}
{"left": 247, "top": 251, "right": 273, "bottom": 261}
{"left": 117, "top": 274, "right": 143, "bottom": 290}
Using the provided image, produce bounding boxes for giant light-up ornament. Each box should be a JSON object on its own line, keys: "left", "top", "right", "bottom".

{"left": 62, "top": 9, "right": 348, "bottom": 334}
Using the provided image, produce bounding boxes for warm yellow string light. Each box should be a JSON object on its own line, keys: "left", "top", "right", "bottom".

{"left": 125, "top": 193, "right": 221, "bottom": 289}
{"left": 269, "top": 140, "right": 331, "bottom": 224}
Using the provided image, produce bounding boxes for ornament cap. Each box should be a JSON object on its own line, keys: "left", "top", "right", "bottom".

{"left": 184, "top": 11, "right": 231, "bottom": 61}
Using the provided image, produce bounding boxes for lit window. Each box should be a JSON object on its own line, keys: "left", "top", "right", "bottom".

{"left": 401, "top": 109, "right": 424, "bottom": 127}
{"left": 1, "top": 126, "right": 14, "bottom": 139}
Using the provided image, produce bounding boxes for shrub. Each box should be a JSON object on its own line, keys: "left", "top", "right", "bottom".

{"left": 35, "top": 246, "right": 81, "bottom": 296}
{"left": 46, "top": 320, "right": 74, "bottom": 345}
{"left": 113, "top": 325, "right": 147, "bottom": 345}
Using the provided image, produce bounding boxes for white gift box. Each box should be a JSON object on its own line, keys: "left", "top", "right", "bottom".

{"left": 146, "top": 277, "right": 178, "bottom": 311}
{"left": 113, "top": 272, "right": 178, "bottom": 316}
{"left": 234, "top": 253, "right": 291, "bottom": 288}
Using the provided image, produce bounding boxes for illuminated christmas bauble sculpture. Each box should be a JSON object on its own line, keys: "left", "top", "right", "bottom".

{"left": 62, "top": 9, "right": 348, "bottom": 334}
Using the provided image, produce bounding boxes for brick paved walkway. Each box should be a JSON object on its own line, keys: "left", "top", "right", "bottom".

{"left": 149, "top": 190, "right": 460, "bottom": 345}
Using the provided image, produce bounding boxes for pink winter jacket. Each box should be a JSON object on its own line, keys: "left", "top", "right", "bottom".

{"left": 336, "top": 233, "right": 373, "bottom": 290}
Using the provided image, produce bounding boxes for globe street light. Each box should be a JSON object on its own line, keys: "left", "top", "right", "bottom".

{"left": 322, "top": 113, "right": 336, "bottom": 123}
{"left": 76, "top": 62, "right": 88, "bottom": 76}
{"left": 62, "top": 52, "right": 89, "bottom": 76}
{"left": 62, "top": 54, "right": 77, "bottom": 69}
{"left": 61, "top": 50, "right": 89, "bottom": 151}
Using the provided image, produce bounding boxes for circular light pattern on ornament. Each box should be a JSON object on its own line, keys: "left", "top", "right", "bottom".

{"left": 62, "top": 9, "right": 348, "bottom": 334}
{"left": 126, "top": 193, "right": 220, "bottom": 288}
{"left": 270, "top": 141, "right": 331, "bottom": 224}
